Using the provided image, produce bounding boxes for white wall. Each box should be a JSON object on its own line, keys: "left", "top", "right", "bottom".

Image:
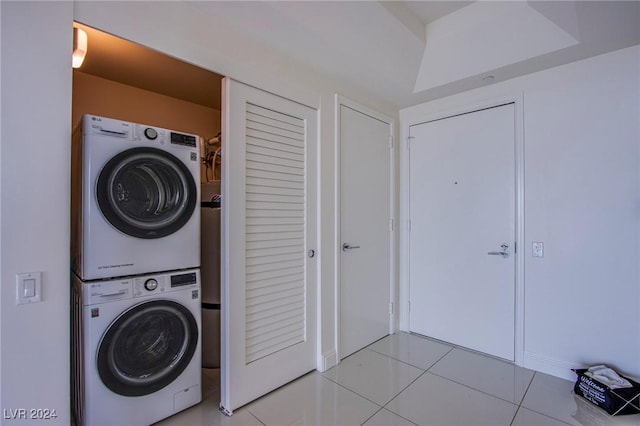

{"left": 400, "top": 46, "right": 640, "bottom": 380}
{"left": 1, "top": 2, "right": 73, "bottom": 424}
{"left": 0, "top": 1, "right": 396, "bottom": 421}
{"left": 72, "top": 72, "right": 221, "bottom": 141}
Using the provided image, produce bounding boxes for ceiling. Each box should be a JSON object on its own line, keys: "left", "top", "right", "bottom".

{"left": 75, "top": 1, "right": 640, "bottom": 110}
{"left": 74, "top": 23, "right": 223, "bottom": 110}
{"left": 403, "top": 1, "right": 474, "bottom": 23}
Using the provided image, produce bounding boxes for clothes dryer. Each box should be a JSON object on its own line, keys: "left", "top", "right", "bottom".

{"left": 71, "top": 114, "right": 200, "bottom": 280}
{"left": 71, "top": 269, "right": 202, "bottom": 426}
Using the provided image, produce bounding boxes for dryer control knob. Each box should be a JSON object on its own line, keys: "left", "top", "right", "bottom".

{"left": 144, "top": 278, "right": 158, "bottom": 291}
{"left": 144, "top": 128, "right": 158, "bottom": 140}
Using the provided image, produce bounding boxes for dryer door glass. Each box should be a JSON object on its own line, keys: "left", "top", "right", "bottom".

{"left": 97, "top": 300, "right": 198, "bottom": 396}
{"left": 96, "top": 147, "right": 197, "bottom": 239}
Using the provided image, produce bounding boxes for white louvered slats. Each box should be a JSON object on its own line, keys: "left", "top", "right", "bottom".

{"left": 245, "top": 102, "right": 307, "bottom": 364}
{"left": 222, "top": 79, "right": 317, "bottom": 414}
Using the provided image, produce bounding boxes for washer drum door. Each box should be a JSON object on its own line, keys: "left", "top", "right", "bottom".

{"left": 96, "top": 147, "right": 197, "bottom": 239}
{"left": 97, "top": 300, "right": 198, "bottom": 397}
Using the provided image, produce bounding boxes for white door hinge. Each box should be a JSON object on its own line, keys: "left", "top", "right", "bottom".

{"left": 389, "top": 219, "right": 394, "bottom": 232}
{"left": 389, "top": 135, "right": 394, "bottom": 150}
{"left": 389, "top": 302, "right": 394, "bottom": 315}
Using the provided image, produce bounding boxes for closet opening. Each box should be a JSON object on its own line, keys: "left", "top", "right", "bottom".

{"left": 70, "top": 22, "right": 223, "bottom": 426}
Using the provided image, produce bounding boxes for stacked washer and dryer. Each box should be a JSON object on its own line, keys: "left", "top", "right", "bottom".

{"left": 71, "top": 115, "right": 203, "bottom": 426}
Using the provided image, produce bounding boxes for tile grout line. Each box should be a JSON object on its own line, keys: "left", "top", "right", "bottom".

{"left": 429, "top": 371, "right": 531, "bottom": 408}
{"left": 518, "top": 370, "right": 536, "bottom": 408}
{"left": 364, "top": 347, "right": 440, "bottom": 372}
{"left": 317, "top": 372, "right": 386, "bottom": 408}
{"left": 320, "top": 337, "right": 444, "bottom": 420}
{"left": 424, "top": 346, "right": 543, "bottom": 410}
{"left": 367, "top": 343, "right": 455, "bottom": 372}
{"left": 518, "top": 406, "right": 573, "bottom": 425}
{"left": 375, "top": 342, "right": 456, "bottom": 402}
{"left": 426, "top": 345, "right": 456, "bottom": 372}
{"left": 320, "top": 348, "right": 436, "bottom": 413}
{"left": 359, "top": 339, "right": 457, "bottom": 417}
{"left": 378, "top": 345, "right": 457, "bottom": 423}
{"left": 508, "top": 371, "right": 537, "bottom": 426}
{"left": 246, "top": 409, "right": 267, "bottom": 426}
{"left": 339, "top": 336, "right": 552, "bottom": 426}
{"left": 322, "top": 346, "right": 434, "bottom": 406}
{"left": 510, "top": 372, "right": 573, "bottom": 426}
{"left": 381, "top": 346, "right": 520, "bottom": 424}
{"left": 358, "top": 407, "right": 385, "bottom": 426}
{"left": 426, "top": 369, "right": 522, "bottom": 408}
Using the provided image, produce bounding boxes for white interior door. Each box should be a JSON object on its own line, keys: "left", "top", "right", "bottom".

{"left": 409, "top": 104, "right": 515, "bottom": 361}
{"left": 221, "top": 78, "right": 317, "bottom": 413}
{"left": 339, "top": 103, "right": 392, "bottom": 359}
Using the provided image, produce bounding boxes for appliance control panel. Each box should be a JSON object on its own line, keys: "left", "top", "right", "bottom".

{"left": 131, "top": 271, "right": 199, "bottom": 298}
{"left": 82, "top": 114, "right": 199, "bottom": 151}
{"left": 134, "top": 124, "right": 169, "bottom": 145}
{"left": 133, "top": 275, "right": 167, "bottom": 297}
{"left": 84, "top": 114, "right": 131, "bottom": 139}
{"left": 83, "top": 270, "right": 200, "bottom": 304}
{"left": 85, "top": 280, "right": 132, "bottom": 306}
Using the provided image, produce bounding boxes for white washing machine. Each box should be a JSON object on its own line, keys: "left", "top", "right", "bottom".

{"left": 71, "top": 114, "right": 200, "bottom": 281}
{"left": 71, "top": 269, "right": 202, "bottom": 426}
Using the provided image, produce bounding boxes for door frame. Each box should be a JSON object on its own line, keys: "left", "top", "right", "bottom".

{"left": 399, "top": 94, "right": 525, "bottom": 366}
{"left": 334, "top": 95, "right": 396, "bottom": 361}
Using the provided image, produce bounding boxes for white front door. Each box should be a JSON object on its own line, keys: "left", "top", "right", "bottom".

{"left": 409, "top": 104, "right": 516, "bottom": 361}
{"left": 221, "top": 78, "right": 317, "bottom": 413}
{"left": 339, "top": 102, "right": 392, "bottom": 359}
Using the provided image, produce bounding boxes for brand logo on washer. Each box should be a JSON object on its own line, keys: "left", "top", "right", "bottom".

{"left": 190, "top": 152, "right": 197, "bottom": 162}
{"left": 192, "top": 289, "right": 199, "bottom": 299}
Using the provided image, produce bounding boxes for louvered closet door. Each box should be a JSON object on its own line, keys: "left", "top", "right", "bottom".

{"left": 220, "top": 78, "right": 317, "bottom": 414}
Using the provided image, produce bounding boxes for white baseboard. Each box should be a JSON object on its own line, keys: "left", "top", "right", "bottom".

{"left": 318, "top": 349, "right": 337, "bottom": 372}
{"left": 524, "top": 351, "right": 581, "bottom": 381}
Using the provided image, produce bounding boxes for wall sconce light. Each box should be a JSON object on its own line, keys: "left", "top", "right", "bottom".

{"left": 72, "top": 27, "right": 88, "bottom": 69}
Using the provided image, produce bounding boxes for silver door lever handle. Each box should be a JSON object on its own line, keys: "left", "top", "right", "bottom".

{"left": 342, "top": 243, "right": 361, "bottom": 251}
{"left": 488, "top": 244, "right": 510, "bottom": 258}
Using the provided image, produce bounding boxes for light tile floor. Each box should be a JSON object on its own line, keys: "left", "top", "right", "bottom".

{"left": 157, "top": 332, "right": 640, "bottom": 426}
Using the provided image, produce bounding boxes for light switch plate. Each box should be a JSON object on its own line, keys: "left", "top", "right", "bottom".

{"left": 16, "top": 272, "right": 42, "bottom": 305}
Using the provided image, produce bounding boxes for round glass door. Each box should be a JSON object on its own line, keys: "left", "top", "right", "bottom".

{"left": 96, "top": 147, "right": 196, "bottom": 239}
{"left": 97, "top": 300, "right": 198, "bottom": 397}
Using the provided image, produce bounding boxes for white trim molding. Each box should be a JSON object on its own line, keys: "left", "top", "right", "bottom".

{"left": 524, "top": 351, "right": 581, "bottom": 381}
{"left": 320, "top": 350, "right": 338, "bottom": 372}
